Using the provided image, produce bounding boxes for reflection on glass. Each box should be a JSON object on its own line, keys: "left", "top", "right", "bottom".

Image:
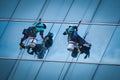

{"left": 12, "top": 0, "right": 45, "bottom": 19}
{"left": 0, "top": 0, "right": 19, "bottom": 18}
{"left": 102, "top": 27, "right": 120, "bottom": 64}
{"left": 93, "top": 65, "right": 120, "bottom": 80}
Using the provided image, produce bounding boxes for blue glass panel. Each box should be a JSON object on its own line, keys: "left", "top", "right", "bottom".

{"left": 65, "top": 0, "right": 92, "bottom": 22}
{"left": 0, "top": 21, "right": 8, "bottom": 38}
{"left": 0, "top": 0, "right": 19, "bottom": 18}
{"left": 64, "top": 63, "right": 97, "bottom": 80}
{"left": 36, "top": 62, "right": 65, "bottom": 80}
{"left": 8, "top": 60, "right": 42, "bottom": 80}
{"left": 83, "top": 0, "right": 100, "bottom": 22}
{"left": 0, "top": 22, "right": 33, "bottom": 58}
{"left": 0, "top": 59, "right": 16, "bottom": 80}
{"left": 78, "top": 24, "right": 89, "bottom": 38}
{"left": 12, "top": 0, "right": 45, "bottom": 19}
{"left": 93, "top": 0, "right": 120, "bottom": 23}
{"left": 93, "top": 65, "right": 120, "bottom": 80}
{"left": 42, "top": 0, "right": 73, "bottom": 21}
{"left": 101, "top": 27, "right": 120, "bottom": 64}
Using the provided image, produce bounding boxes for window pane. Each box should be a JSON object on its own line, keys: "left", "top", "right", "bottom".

{"left": 42, "top": 0, "right": 73, "bottom": 21}
{"left": 101, "top": 27, "right": 120, "bottom": 64}
{"left": 0, "top": 0, "right": 19, "bottom": 18}
{"left": 65, "top": 0, "right": 98, "bottom": 22}
{"left": 12, "top": 0, "right": 45, "bottom": 19}
{"left": 83, "top": 0, "right": 100, "bottom": 22}
{"left": 94, "top": 65, "right": 120, "bottom": 80}
{"left": 36, "top": 62, "right": 65, "bottom": 80}
{"left": 0, "top": 21, "right": 8, "bottom": 38}
{"left": 64, "top": 63, "right": 97, "bottom": 80}
{"left": 0, "top": 59, "right": 16, "bottom": 80}
{"left": 0, "top": 22, "right": 33, "bottom": 58}
{"left": 93, "top": 0, "right": 120, "bottom": 23}
{"left": 8, "top": 60, "right": 42, "bottom": 80}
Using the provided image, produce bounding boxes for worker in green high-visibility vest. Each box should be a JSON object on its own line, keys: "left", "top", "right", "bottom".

{"left": 19, "top": 19, "right": 46, "bottom": 48}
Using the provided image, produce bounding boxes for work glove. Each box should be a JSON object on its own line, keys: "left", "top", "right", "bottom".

{"left": 63, "top": 32, "right": 66, "bottom": 35}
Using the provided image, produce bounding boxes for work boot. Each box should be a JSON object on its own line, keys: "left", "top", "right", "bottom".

{"left": 28, "top": 52, "right": 33, "bottom": 55}
{"left": 83, "top": 43, "right": 91, "bottom": 48}
{"left": 19, "top": 43, "right": 25, "bottom": 49}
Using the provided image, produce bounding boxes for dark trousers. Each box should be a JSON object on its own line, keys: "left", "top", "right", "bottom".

{"left": 20, "top": 33, "right": 36, "bottom": 44}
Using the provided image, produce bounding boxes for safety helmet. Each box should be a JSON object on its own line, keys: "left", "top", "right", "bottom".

{"left": 68, "top": 26, "right": 78, "bottom": 32}
{"left": 36, "top": 23, "right": 46, "bottom": 29}
{"left": 43, "top": 24, "right": 46, "bottom": 29}
{"left": 48, "top": 32, "right": 54, "bottom": 38}
{"left": 68, "top": 26, "right": 74, "bottom": 32}
{"left": 73, "top": 26, "right": 78, "bottom": 31}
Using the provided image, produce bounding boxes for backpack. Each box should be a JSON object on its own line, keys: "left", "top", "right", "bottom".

{"left": 73, "top": 31, "right": 78, "bottom": 37}
{"left": 22, "top": 29, "right": 30, "bottom": 35}
{"left": 22, "top": 27, "right": 36, "bottom": 35}
{"left": 44, "top": 37, "right": 53, "bottom": 49}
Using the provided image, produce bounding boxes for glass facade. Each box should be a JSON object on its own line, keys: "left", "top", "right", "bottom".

{"left": 0, "top": 0, "right": 120, "bottom": 80}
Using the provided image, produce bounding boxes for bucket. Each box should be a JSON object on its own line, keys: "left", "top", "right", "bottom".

{"left": 67, "top": 41, "right": 75, "bottom": 51}
{"left": 29, "top": 38, "right": 37, "bottom": 48}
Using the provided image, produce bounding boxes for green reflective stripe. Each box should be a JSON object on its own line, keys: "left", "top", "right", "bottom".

{"left": 36, "top": 28, "right": 44, "bottom": 31}
{"left": 33, "top": 23, "right": 44, "bottom": 28}
{"left": 68, "top": 27, "right": 74, "bottom": 32}
{"left": 38, "top": 23, "right": 44, "bottom": 26}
